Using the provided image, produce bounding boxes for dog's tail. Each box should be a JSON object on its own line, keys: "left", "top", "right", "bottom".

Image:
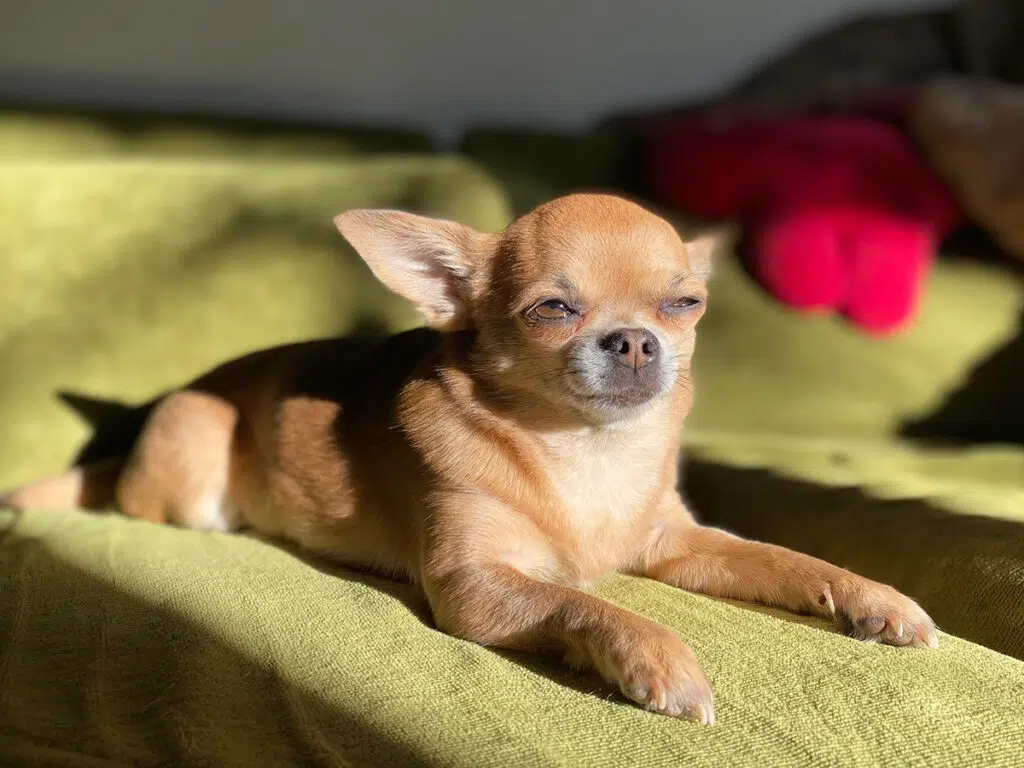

{"left": 0, "top": 391, "right": 156, "bottom": 511}
{"left": 1, "top": 458, "right": 125, "bottom": 511}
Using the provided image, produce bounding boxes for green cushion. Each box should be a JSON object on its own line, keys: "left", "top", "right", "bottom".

{"left": 0, "top": 108, "right": 431, "bottom": 159}
{"left": 0, "top": 155, "right": 509, "bottom": 489}
{"left": 682, "top": 253, "right": 1024, "bottom": 661}
{"left": 3, "top": 116, "right": 1024, "bottom": 766}
{"left": 3, "top": 508, "right": 1023, "bottom": 767}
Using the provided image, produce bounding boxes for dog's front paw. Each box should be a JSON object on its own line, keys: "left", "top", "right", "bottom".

{"left": 820, "top": 579, "right": 938, "bottom": 649}
{"left": 592, "top": 620, "right": 715, "bottom": 724}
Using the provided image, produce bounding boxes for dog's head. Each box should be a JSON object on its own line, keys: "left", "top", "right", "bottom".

{"left": 336, "top": 194, "right": 727, "bottom": 424}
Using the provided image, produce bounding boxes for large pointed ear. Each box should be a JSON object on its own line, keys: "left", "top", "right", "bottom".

{"left": 685, "top": 221, "right": 738, "bottom": 280}
{"left": 334, "top": 209, "right": 488, "bottom": 331}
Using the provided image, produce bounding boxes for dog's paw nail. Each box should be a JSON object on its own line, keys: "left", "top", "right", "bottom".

{"left": 695, "top": 698, "right": 716, "bottom": 726}
{"left": 611, "top": 626, "right": 715, "bottom": 722}
{"left": 833, "top": 581, "right": 938, "bottom": 649}
{"left": 653, "top": 684, "right": 667, "bottom": 713}
{"left": 818, "top": 584, "right": 836, "bottom": 616}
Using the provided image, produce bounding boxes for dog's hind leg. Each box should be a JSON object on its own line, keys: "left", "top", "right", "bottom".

{"left": 115, "top": 390, "right": 243, "bottom": 532}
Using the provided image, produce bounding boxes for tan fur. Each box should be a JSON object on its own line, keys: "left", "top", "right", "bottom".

{"left": 1, "top": 193, "right": 937, "bottom": 724}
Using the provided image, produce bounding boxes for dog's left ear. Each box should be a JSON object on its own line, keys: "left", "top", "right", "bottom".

{"left": 685, "top": 222, "right": 738, "bottom": 279}
{"left": 335, "top": 209, "right": 490, "bottom": 332}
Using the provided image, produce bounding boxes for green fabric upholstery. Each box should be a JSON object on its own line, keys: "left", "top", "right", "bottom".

{"left": 0, "top": 154, "right": 508, "bottom": 489}
{"left": 2, "top": 112, "right": 1023, "bottom": 766}
{"left": 0, "top": 108, "right": 431, "bottom": 159}
{"left": 682, "top": 252, "right": 1024, "bottom": 661}
{"left": 3, "top": 508, "right": 1022, "bottom": 767}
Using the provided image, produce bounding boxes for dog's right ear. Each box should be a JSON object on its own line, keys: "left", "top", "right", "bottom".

{"left": 335, "top": 209, "right": 489, "bottom": 332}
{"left": 685, "top": 221, "right": 738, "bottom": 280}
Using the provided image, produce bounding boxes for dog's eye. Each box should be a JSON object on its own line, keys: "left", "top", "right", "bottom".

{"left": 666, "top": 297, "right": 704, "bottom": 312}
{"left": 528, "top": 299, "right": 576, "bottom": 321}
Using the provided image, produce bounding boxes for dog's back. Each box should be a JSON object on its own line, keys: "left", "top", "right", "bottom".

{"left": 2, "top": 329, "right": 440, "bottom": 582}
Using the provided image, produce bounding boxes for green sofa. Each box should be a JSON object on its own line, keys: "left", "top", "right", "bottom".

{"left": 2, "top": 111, "right": 1023, "bottom": 767}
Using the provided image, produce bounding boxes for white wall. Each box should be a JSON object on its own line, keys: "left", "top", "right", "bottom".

{"left": 1, "top": 0, "right": 948, "bottom": 144}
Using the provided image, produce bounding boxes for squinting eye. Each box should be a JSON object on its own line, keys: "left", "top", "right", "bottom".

{"left": 667, "top": 296, "right": 704, "bottom": 312}
{"left": 528, "top": 298, "right": 577, "bottom": 321}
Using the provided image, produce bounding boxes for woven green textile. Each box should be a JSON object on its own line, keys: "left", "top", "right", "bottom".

{"left": 0, "top": 155, "right": 507, "bottom": 489}
{"left": 3, "top": 509, "right": 1023, "bottom": 767}
{"left": 683, "top": 243, "right": 1024, "bottom": 661}
{"left": 2, "top": 114, "right": 1024, "bottom": 766}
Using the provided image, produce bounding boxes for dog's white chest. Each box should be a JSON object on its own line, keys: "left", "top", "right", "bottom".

{"left": 547, "top": 430, "right": 660, "bottom": 528}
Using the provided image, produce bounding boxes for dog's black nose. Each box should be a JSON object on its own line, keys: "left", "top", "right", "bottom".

{"left": 599, "top": 328, "right": 660, "bottom": 371}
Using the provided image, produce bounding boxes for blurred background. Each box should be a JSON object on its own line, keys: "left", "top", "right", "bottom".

{"left": 1, "top": 0, "right": 1021, "bottom": 560}
{"left": 3, "top": 7, "right": 1024, "bottom": 755}
{"left": 0, "top": 0, "right": 952, "bottom": 143}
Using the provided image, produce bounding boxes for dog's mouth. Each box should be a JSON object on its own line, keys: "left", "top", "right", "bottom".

{"left": 584, "top": 385, "right": 661, "bottom": 409}
{"left": 566, "top": 374, "right": 665, "bottom": 415}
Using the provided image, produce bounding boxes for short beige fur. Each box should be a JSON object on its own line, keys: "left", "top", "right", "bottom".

{"left": 2, "top": 194, "right": 937, "bottom": 724}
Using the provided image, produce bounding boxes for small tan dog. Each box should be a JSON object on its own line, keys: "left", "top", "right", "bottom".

{"left": 2, "top": 194, "right": 937, "bottom": 724}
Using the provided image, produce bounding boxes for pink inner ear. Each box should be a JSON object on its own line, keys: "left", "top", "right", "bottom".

{"left": 334, "top": 210, "right": 478, "bottom": 332}
{"left": 366, "top": 250, "right": 471, "bottom": 331}
{"left": 412, "top": 259, "right": 473, "bottom": 331}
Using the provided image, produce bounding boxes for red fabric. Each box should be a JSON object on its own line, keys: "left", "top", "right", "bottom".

{"left": 645, "top": 114, "right": 962, "bottom": 334}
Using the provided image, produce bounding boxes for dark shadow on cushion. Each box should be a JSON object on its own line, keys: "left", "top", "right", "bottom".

{"left": 684, "top": 459, "right": 1024, "bottom": 659}
{"left": 0, "top": 528, "right": 432, "bottom": 767}
{"left": 901, "top": 306, "right": 1024, "bottom": 446}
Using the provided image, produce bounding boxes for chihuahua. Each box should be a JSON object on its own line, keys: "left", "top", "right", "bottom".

{"left": 1, "top": 193, "right": 937, "bottom": 724}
